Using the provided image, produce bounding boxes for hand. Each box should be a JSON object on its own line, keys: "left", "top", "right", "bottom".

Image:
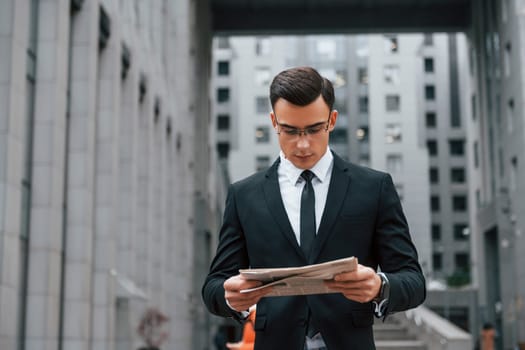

{"left": 224, "top": 274, "right": 271, "bottom": 312}
{"left": 324, "top": 264, "right": 382, "bottom": 303}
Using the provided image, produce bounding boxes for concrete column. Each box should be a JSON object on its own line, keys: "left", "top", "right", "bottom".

{"left": 0, "top": 0, "right": 29, "bottom": 348}
{"left": 91, "top": 3, "right": 121, "bottom": 349}
{"left": 62, "top": 1, "right": 99, "bottom": 349}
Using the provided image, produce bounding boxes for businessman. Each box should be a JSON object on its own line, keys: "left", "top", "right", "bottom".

{"left": 202, "top": 66, "right": 425, "bottom": 350}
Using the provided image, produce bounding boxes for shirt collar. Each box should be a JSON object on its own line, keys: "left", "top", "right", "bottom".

{"left": 279, "top": 147, "right": 334, "bottom": 185}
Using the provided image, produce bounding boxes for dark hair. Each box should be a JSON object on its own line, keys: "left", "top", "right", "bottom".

{"left": 269, "top": 66, "right": 335, "bottom": 111}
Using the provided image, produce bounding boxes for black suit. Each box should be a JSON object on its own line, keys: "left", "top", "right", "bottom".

{"left": 202, "top": 152, "right": 425, "bottom": 350}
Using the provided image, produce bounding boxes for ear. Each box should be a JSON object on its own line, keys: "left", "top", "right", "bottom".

{"left": 327, "top": 110, "right": 338, "bottom": 131}
{"left": 270, "top": 111, "right": 278, "bottom": 129}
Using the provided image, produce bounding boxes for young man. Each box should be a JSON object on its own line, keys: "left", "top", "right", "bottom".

{"left": 202, "top": 66, "right": 425, "bottom": 350}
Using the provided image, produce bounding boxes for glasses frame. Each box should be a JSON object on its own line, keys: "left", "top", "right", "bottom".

{"left": 274, "top": 111, "right": 332, "bottom": 139}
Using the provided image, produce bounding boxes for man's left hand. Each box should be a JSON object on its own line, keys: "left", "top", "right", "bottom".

{"left": 324, "top": 264, "right": 382, "bottom": 303}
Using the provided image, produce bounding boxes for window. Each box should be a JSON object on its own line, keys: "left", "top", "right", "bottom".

{"left": 454, "top": 224, "right": 469, "bottom": 240}
{"left": 218, "top": 61, "right": 229, "bottom": 75}
{"left": 255, "top": 126, "right": 270, "bottom": 143}
{"left": 217, "top": 142, "right": 230, "bottom": 159}
{"left": 425, "top": 85, "right": 436, "bottom": 100}
{"left": 356, "top": 127, "right": 368, "bottom": 142}
{"left": 217, "top": 37, "right": 230, "bottom": 49}
{"left": 507, "top": 98, "right": 515, "bottom": 133}
{"left": 473, "top": 141, "right": 479, "bottom": 168}
{"left": 386, "top": 154, "right": 403, "bottom": 174}
{"left": 510, "top": 156, "right": 518, "bottom": 190}
{"left": 255, "top": 67, "right": 271, "bottom": 86}
{"left": 255, "top": 37, "right": 271, "bottom": 55}
{"left": 504, "top": 41, "right": 511, "bottom": 77}
{"left": 383, "top": 65, "right": 400, "bottom": 84}
{"left": 424, "top": 33, "right": 434, "bottom": 46}
{"left": 255, "top": 155, "right": 271, "bottom": 171}
{"left": 432, "top": 224, "right": 441, "bottom": 241}
{"left": 427, "top": 140, "right": 438, "bottom": 156}
{"left": 256, "top": 97, "right": 269, "bottom": 114}
{"left": 430, "top": 167, "right": 439, "bottom": 184}
{"left": 433, "top": 253, "right": 442, "bottom": 271}
{"left": 424, "top": 58, "right": 434, "bottom": 73}
{"left": 384, "top": 35, "right": 398, "bottom": 53}
{"left": 217, "top": 114, "right": 230, "bottom": 130}
{"left": 431, "top": 195, "right": 440, "bottom": 212}
{"left": 359, "top": 96, "right": 369, "bottom": 113}
{"left": 385, "top": 124, "right": 402, "bottom": 143}
{"left": 451, "top": 168, "right": 466, "bottom": 183}
{"left": 316, "top": 39, "right": 337, "bottom": 60}
{"left": 471, "top": 95, "right": 477, "bottom": 121}
{"left": 386, "top": 95, "right": 400, "bottom": 112}
{"left": 449, "top": 139, "right": 465, "bottom": 156}
{"left": 453, "top": 195, "right": 467, "bottom": 212}
{"left": 454, "top": 253, "right": 469, "bottom": 271}
{"left": 426, "top": 112, "right": 437, "bottom": 128}
{"left": 330, "top": 129, "right": 348, "bottom": 144}
{"left": 217, "top": 88, "right": 230, "bottom": 102}
{"left": 358, "top": 68, "right": 368, "bottom": 84}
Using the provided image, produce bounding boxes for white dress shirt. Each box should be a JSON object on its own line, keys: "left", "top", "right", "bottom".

{"left": 278, "top": 148, "right": 334, "bottom": 245}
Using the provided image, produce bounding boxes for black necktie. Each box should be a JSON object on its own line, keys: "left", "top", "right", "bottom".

{"left": 300, "top": 170, "right": 316, "bottom": 259}
{"left": 301, "top": 170, "right": 320, "bottom": 339}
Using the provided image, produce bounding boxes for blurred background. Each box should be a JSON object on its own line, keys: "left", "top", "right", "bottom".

{"left": 0, "top": 0, "right": 524, "bottom": 349}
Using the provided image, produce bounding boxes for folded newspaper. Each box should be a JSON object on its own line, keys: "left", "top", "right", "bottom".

{"left": 239, "top": 256, "right": 357, "bottom": 297}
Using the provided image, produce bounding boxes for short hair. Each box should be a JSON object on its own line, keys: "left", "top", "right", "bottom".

{"left": 269, "top": 66, "right": 335, "bottom": 111}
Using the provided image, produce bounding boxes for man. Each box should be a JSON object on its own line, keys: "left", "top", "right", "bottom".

{"left": 202, "top": 66, "right": 425, "bottom": 349}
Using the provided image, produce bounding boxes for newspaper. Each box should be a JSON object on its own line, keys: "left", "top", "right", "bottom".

{"left": 239, "top": 256, "right": 357, "bottom": 297}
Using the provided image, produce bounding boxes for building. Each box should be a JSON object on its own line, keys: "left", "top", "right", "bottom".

{"left": 0, "top": 0, "right": 216, "bottom": 349}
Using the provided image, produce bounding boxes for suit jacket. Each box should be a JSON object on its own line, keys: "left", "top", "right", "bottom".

{"left": 202, "top": 152, "right": 426, "bottom": 350}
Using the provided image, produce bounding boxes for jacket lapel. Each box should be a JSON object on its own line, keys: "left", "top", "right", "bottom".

{"left": 263, "top": 159, "right": 304, "bottom": 258}
{"left": 309, "top": 153, "right": 351, "bottom": 263}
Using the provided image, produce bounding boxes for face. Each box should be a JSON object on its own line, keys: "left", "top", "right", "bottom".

{"left": 271, "top": 95, "right": 338, "bottom": 170}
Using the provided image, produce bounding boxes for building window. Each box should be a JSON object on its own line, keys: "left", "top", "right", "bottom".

{"left": 383, "top": 65, "right": 400, "bottom": 84}
{"left": 255, "top": 66, "right": 271, "bottom": 86}
{"left": 432, "top": 224, "right": 441, "bottom": 241}
{"left": 433, "top": 253, "right": 442, "bottom": 271}
{"left": 217, "top": 87, "right": 230, "bottom": 103}
{"left": 473, "top": 141, "right": 479, "bottom": 168}
{"left": 454, "top": 253, "right": 469, "bottom": 271}
{"left": 452, "top": 195, "right": 467, "bottom": 212}
{"left": 454, "top": 224, "right": 469, "bottom": 240}
{"left": 424, "top": 33, "right": 434, "bottom": 45}
{"left": 449, "top": 139, "right": 465, "bottom": 156}
{"left": 471, "top": 94, "right": 477, "bottom": 121}
{"left": 386, "top": 154, "right": 403, "bottom": 174}
{"left": 451, "top": 168, "right": 466, "bottom": 183}
{"left": 256, "top": 96, "right": 269, "bottom": 114}
{"left": 358, "top": 67, "right": 368, "bottom": 84}
{"left": 217, "top": 37, "right": 230, "bottom": 49}
{"left": 255, "top": 37, "right": 271, "bottom": 56}
{"left": 357, "top": 126, "right": 368, "bottom": 142}
{"left": 504, "top": 41, "right": 511, "bottom": 77}
{"left": 255, "top": 155, "right": 271, "bottom": 171}
{"left": 255, "top": 126, "right": 270, "bottom": 143}
{"left": 384, "top": 35, "right": 398, "bottom": 53}
{"left": 218, "top": 61, "right": 229, "bottom": 75}
{"left": 385, "top": 124, "right": 402, "bottom": 143}
{"left": 425, "top": 85, "right": 436, "bottom": 100}
{"left": 510, "top": 156, "right": 518, "bottom": 190}
{"left": 430, "top": 167, "right": 439, "bottom": 184}
{"left": 386, "top": 95, "right": 400, "bottom": 112}
{"left": 431, "top": 195, "right": 440, "bottom": 212}
{"left": 424, "top": 57, "right": 434, "bottom": 73}
{"left": 330, "top": 129, "right": 348, "bottom": 144}
{"left": 217, "top": 142, "right": 230, "bottom": 159}
{"left": 316, "top": 38, "right": 337, "bottom": 60}
{"left": 359, "top": 96, "right": 369, "bottom": 113}
{"left": 217, "top": 114, "right": 230, "bottom": 130}
{"left": 507, "top": 98, "right": 514, "bottom": 133}
{"left": 426, "top": 112, "right": 437, "bottom": 128}
{"left": 427, "top": 140, "right": 438, "bottom": 156}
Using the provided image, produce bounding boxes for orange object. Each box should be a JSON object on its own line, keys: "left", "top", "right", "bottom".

{"left": 226, "top": 308, "right": 256, "bottom": 350}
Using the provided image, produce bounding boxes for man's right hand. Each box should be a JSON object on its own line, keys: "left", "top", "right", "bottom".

{"left": 223, "top": 274, "right": 271, "bottom": 312}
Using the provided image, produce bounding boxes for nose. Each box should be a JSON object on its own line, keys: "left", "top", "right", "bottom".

{"left": 296, "top": 135, "right": 310, "bottom": 148}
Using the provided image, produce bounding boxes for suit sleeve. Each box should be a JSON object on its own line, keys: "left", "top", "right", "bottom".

{"left": 201, "top": 184, "right": 250, "bottom": 321}
{"left": 374, "top": 173, "right": 426, "bottom": 314}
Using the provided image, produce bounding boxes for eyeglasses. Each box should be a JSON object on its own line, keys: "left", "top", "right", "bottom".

{"left": 275, "top": 112, "right": 332, "bottom": 140}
